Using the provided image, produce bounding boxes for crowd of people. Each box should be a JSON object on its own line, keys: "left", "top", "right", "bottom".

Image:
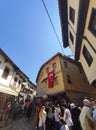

{"left": 0, "top": 95, "right": 96, "bottom": 130}
{"left": 33, "top": 96, "right": 96, "bottom": 130}
{"left": 0, "top": 98, "right": 33, "bottom": 127}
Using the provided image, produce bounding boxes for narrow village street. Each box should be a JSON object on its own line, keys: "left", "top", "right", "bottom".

{"left": 0, "top": 116, "right": 34, "bottom": 130}
{"left": 0, "top": 1, "right": 96, "bottom": 130}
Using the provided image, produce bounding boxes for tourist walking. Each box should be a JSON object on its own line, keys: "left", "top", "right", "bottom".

{"left": 59, "top": 103, "right": 73, "bottom": 130}
{"left": 53, "top": 107, "right": 61, "bottom": 130}
{"left": 33, "top": 104, "right": 40, "bottom": 129}
{"left": 70, "top": 103, "right": 82, "bottom": 130}
{"left": 1, "top": 101, "right": 12, "bottom": 127}
{"left": 46, "top": 107, "right": 54, "bottom": 130}
{"left": 38, "top": 105, "right": 47, "bottom": 130}
{"left": 25, "top": 100, "right": 33, "bottom": 120}
{"left": 79, "top": 99, "right": 94, "bottom": 130}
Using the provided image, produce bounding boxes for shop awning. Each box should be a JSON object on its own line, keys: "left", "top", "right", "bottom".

{"left": 0, "top": 85, "right": 18, "bottom": 96}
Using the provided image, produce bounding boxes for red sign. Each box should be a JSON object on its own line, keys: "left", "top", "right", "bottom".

{"left": 48, "top": 70, "right": 54, "bottom": 88}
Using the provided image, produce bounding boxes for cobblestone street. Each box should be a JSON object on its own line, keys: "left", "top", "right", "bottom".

{"left": 0, "top": 116, "right": 34, "bottom": 130}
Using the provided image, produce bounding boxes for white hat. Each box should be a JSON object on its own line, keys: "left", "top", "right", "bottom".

{"left": 83, "top": 99, "right": 90, "bottom": 105}
{"left": 70, "top": 103, "right": 75, "bottom": 108}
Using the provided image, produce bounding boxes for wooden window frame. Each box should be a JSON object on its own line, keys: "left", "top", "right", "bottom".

{"left": 66, "top": 75, "right": 72, "bottom": 84}
{"left": 46, "top": 67, "right": 49, "bottom": 73}
{"left": 52, "top": 62, "right": 56, "bottom": 70}
{"left": 70, "top": 7, "right": 75, "bottom": 24}
{"left": 82, "top": 45, "right": 93, "bottom": 67}
{"left": 1, "top": 66, "right": 10, "bottom": 79}
{"left": 88, "top": 8, "right": 96, "bottom": 37}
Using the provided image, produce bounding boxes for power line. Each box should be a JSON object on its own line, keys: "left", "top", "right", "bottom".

{"left": 41, "top": 0, "right": 65, "bottom": 54}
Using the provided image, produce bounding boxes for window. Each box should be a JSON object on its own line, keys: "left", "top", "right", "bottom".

{"left": 83, "top": 45, "right": 93, "bottom": 67}
{"left": 54, "top": 77, "right": 59, "bottom": 85}
{"left": 70, "top": 31, "right": 74, "bottom": 44}
{"left": 14, "top": 77, "right": 18, "bottom": 82}
{"left": 13, "top": 77, "right": 18, "bottom": 86}
{"left": 2, "top": 66, "right": 10, "bottom": 79}
{"left": 70, "top": 7, "right": 75, "bottom": 24}
{"left": 88, "top": 8, "right": 96, "bottom": 36}
{"left": 64, "top": 61, "right": 67, "bottom": 68}
{"left": 46, "top": 67, "right": 49, "bottom": 73}
{"left": 66, "top": 75, "right": 72, "bottom": 84}
{"left": 18, "top": 80, "right": 21, "bottom": 85}
{"left": 52, "top": 63, "right": 56, "bottom": 69}
{"left": 21, "top": 85, "right": 24, "bottom": 90}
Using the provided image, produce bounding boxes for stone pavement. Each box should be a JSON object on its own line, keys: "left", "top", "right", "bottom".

{"left": 0, "top": 116, "right": 34, "bottom": 130}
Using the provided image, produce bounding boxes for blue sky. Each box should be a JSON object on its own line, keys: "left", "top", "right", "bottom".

{"left": 0, "top": 0, "right": 72, "bottom": 84}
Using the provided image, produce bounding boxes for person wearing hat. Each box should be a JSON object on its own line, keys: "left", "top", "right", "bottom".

{"left": 70, "top": 103, "right": 82, "bottom": 130}
{"left": 79, "top": 99, "right": 94, "bottom": 130}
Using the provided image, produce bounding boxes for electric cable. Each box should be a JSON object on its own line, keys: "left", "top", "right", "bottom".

{"left": 41, "top": 0, "right": 65, "bottom": 54}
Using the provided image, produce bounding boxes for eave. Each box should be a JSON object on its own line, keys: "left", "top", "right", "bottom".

{"left": 58, "top": 0, "right": 69, "bottom": 48}
{"left": 0, "top": 48, "right": 29, "bottom": 79}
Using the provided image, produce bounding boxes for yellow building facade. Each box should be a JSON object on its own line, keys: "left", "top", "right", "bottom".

{"left": 80, "top": 0, "right": 96, "bottom": 85}
{"left": 36, "top": 53, "right": 96, "bottom": 104}
{"left": 58, "top": 0, "right": 96, "bottom": 87}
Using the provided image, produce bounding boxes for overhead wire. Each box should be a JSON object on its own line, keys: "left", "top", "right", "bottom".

{"left": 41, "top": 0, "right": 65, "bottom": 55}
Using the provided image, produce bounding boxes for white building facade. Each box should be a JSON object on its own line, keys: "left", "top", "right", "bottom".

{"left": 0, "top": 48, "right": 36, "bottom": 109}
